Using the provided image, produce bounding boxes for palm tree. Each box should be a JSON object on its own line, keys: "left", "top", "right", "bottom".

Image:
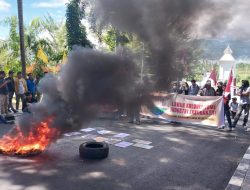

{"left": 17, "top": 0, "right": 26, "bottom": 77}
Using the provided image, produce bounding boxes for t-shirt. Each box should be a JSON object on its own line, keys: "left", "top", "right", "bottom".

{"left": 200, "top": 87, "right": 216, "bottom": 96}
{"left": 6, "top": 77, "right": 15, "bottom": 92}
{"left": 18, "top": 79, "right": 25, "bottom": 94}
{"left": 189, "top": 84, "right": 200, "bottom": 95}
{"left": 240, "top": 87, "right": 250, "bottom": 105}
{"left": 0, "top": 79, "right": 8, "bottom": 95}
{"left": 230, "top": 102, "right": 238, "bottom": 112}
{"left": 26, "top": 79, "right": 36, "bottom": 93}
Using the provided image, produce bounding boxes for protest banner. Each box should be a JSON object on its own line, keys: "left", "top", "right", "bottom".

{"left": 141, "top": 93, "right": 224, "bottom": 127}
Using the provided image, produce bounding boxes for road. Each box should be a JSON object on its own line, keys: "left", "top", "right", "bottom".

{"left": 0, "top": 118, "right": 249, "bottom": 190}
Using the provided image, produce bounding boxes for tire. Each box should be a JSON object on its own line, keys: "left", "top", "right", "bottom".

{"left": 5, "top": 115, "right": 15, "bottom": 121}
{"left": 79, "top": 142, "right": 109, "bottom": 160}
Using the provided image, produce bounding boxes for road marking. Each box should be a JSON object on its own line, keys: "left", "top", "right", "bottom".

{"left": 229, "top": 176, "right": 244, "bottom": 187}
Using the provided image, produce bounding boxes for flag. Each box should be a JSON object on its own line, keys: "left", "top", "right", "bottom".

{"left": 233, "top": 77, "right": 237, "bottom": 95}
{"left": 62, "top": 51, "right": 67, "bottom": 64}
{"left": 209, "top": 68, "right": 217, "bottom": 87}
{"left": 37, "top": 46, "right": 48, "bottom": 64}
{"left": 225, "top": 68, "right": 233, "bottom": 96}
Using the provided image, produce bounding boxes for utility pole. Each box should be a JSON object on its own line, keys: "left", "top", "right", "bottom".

{"left": 17, "top": 0, "right": 26, "bottom": 78}
{"left": 140, "top": 42, "right": 144, "bottom": 82}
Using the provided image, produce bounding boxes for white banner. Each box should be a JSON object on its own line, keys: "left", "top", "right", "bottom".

{"left": 141, "top": 93, "right": 224, "bottom": 127}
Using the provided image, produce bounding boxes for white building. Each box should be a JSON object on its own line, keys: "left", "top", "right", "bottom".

{"left": 219, "top": 45, "right": 236, "bottom": 81}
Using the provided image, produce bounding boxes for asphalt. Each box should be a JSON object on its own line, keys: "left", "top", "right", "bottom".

{"left": 0, "top": 118, "right": 249, "bottom": 190}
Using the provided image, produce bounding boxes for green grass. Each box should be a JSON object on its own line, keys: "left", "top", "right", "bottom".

{"left": 236, "top": 64, "right": 250, "bottom": 85}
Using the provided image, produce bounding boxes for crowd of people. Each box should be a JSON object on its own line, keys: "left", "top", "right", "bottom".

{"left": 172, "top": 79, "right": 250, "bottom": 131}
{"left": 0, "top": 69, "right": 249, "bottom": 131}
{"left": 0, "top": 70, "right": 41, "bottom": 123}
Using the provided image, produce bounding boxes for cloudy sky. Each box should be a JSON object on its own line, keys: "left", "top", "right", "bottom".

{"left": 0, "top": 0, "right": 68, "bottom": 39}
{"left": 1, "top": 0, "right": 250, "bottom": 41}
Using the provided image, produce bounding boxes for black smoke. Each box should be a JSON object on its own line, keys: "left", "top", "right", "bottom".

{"left": 16, "top": 48, "right": 140, "bottom": 136}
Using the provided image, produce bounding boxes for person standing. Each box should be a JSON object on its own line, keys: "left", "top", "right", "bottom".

{"left": 26, "top": 73, "right": 36, "bottom": 99}
{"left": 171, "top": 82, "right": 179, "bottom": 93}
{"left": 6, "top": 71, "right": 17, "bottom": 113}
{"left": 232, "top": 80, "right": 250, "bottom": 129}
{"left": 215, "top": 82, "right": 224, "bottom": 96}
{"left": 199, "top": 80, "right": 216, "bottom": 96}
{"left": 128, "top": 81, "right": 144, "bottom": 125}
{"left": 0, "top": 71, "right": 10, "bottom": 121}
{"left": 178, "top": 82, "right": 189, "bottom": 95}
{"left": 189, "top": 79, "right": 200, "bottom": 96}
{"left": 221, "top": 84, "right": 232, "bottom": 131}
{"left": 35, "top": 75, "right": 42, "bottom": 102}
{"left": 15, "top": 72, "right": 27, "bottom": 111}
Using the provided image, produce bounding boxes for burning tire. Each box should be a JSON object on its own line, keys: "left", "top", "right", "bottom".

{"left": 79, "top": 142, "right": 109, "bottom": 159}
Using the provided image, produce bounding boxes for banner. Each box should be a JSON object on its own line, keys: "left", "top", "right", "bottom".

{"left": 141, "top": 93, "right": 224, "bottom": 127}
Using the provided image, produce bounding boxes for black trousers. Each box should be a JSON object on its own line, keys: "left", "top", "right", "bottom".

{"left": 224, "top": 106, "right": 232, "bottom": 128}
{"left": 233, "top": 104, "right": 250, "bottom": 127}
{"left": 8, "top": 91, "right": 15, "bottom": 111}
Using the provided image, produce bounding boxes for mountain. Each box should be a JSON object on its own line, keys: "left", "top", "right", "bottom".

{"left": 194, "top": 39, "right": 250, "bottom": 60}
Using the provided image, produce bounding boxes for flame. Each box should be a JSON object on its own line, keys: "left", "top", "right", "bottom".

{"left": 0, "top": 118, "right": 58, "bottom": 156}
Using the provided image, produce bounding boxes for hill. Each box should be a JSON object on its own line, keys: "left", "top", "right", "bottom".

{"left": 194, "top": 39, "right": 250, "bottom": 60}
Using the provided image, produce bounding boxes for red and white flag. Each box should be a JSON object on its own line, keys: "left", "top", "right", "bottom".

{"left": 225, "top": 68, "right": 233, "bottom": 96}
{"left": 209, "top": 68, "right": 217, "bottom": 87}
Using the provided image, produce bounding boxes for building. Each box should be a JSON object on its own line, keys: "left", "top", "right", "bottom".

{"left": 219, "top": 45, "right": 236, "bottom": 81}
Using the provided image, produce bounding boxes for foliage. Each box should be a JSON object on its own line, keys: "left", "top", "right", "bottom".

{"left": 103, "top": 27, "right": 130, "bottom": 51}
{"left": 0, "top": 16, "right": 21, "bottom": 73}
{"left": 66, "top": 0, "right": 91, "bottom": 50}
{"left": 0, "top": 16, "right": 67, "bottom": 77}
{"left": 236, "top": 63, "right": 250, "bottom": 85}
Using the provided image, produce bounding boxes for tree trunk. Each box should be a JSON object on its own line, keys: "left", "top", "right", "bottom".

{"left": 17, "top": 0, "right": 26, "bottom": 78}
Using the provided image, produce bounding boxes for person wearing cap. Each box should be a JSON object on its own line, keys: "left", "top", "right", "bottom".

{"left": 6, "top": 70, "right": 17, "bottom": 113}
{"left": 199, "top": 80, "right": 216, "bottom": 96}
{"left": 189, "top": 79, "right": 200, "bottom": 96}
{"left": 230, "top": 97, "right": 238, "bottom": 119}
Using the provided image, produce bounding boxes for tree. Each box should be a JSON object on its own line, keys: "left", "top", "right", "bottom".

{"left": 0, "top": 16, "right": 21, "bottom": 73}
{"left": 17, "top": 0, "right": 26, "bottom": 77}
{"left": 0, "top": 16, "right": 67, "bottom": 76}
{"left": 103, "top": 27, "right": 130, "bottom": 51}
{"left": 66, "top": 0, "right": 91, "bottom": 50}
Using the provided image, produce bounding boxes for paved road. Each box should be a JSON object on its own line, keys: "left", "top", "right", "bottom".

{"left": 0, "top": 119, "right": 249, "bottom": 190}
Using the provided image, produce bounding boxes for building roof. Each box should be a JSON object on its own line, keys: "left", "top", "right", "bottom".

{"left": 220, "top": 45, "right": 235, "bottom": 62}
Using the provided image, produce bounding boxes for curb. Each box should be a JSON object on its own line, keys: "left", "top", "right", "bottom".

{"left": 225, "top": 146, "right": 250, "bottom": 190}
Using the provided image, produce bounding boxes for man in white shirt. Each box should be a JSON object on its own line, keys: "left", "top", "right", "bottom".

{"left": 14, "top": 72, "right": 27, "bottom": 111}
{"left": 232, "top": 80, "right": 250, "bottom": 129}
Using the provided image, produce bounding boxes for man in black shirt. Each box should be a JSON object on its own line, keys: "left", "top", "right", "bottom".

{"left": 6, "top": 71, "right": 17, "bottom": 113}
{"left": 0, "top": 71, "right": 10, "bottom": 120}
{"left": 216, "top": 82, "right": 223, "bottom": 96}
{"left": 22, "top": 92, "right": 37, "bottom": 113}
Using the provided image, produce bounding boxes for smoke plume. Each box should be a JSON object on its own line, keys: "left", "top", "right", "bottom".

{"left": 16, "top": 48, "right": 139, "bottom": 136}
{"left": 89, "top": 0, "right": 239, "bottom": 89}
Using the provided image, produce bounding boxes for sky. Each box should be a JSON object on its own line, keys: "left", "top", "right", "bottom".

{"left": 1, "top": 0, "right": 250, "bottom": 41}
{"left": 0, "top": 0, "right": 68, "bottom": 39}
